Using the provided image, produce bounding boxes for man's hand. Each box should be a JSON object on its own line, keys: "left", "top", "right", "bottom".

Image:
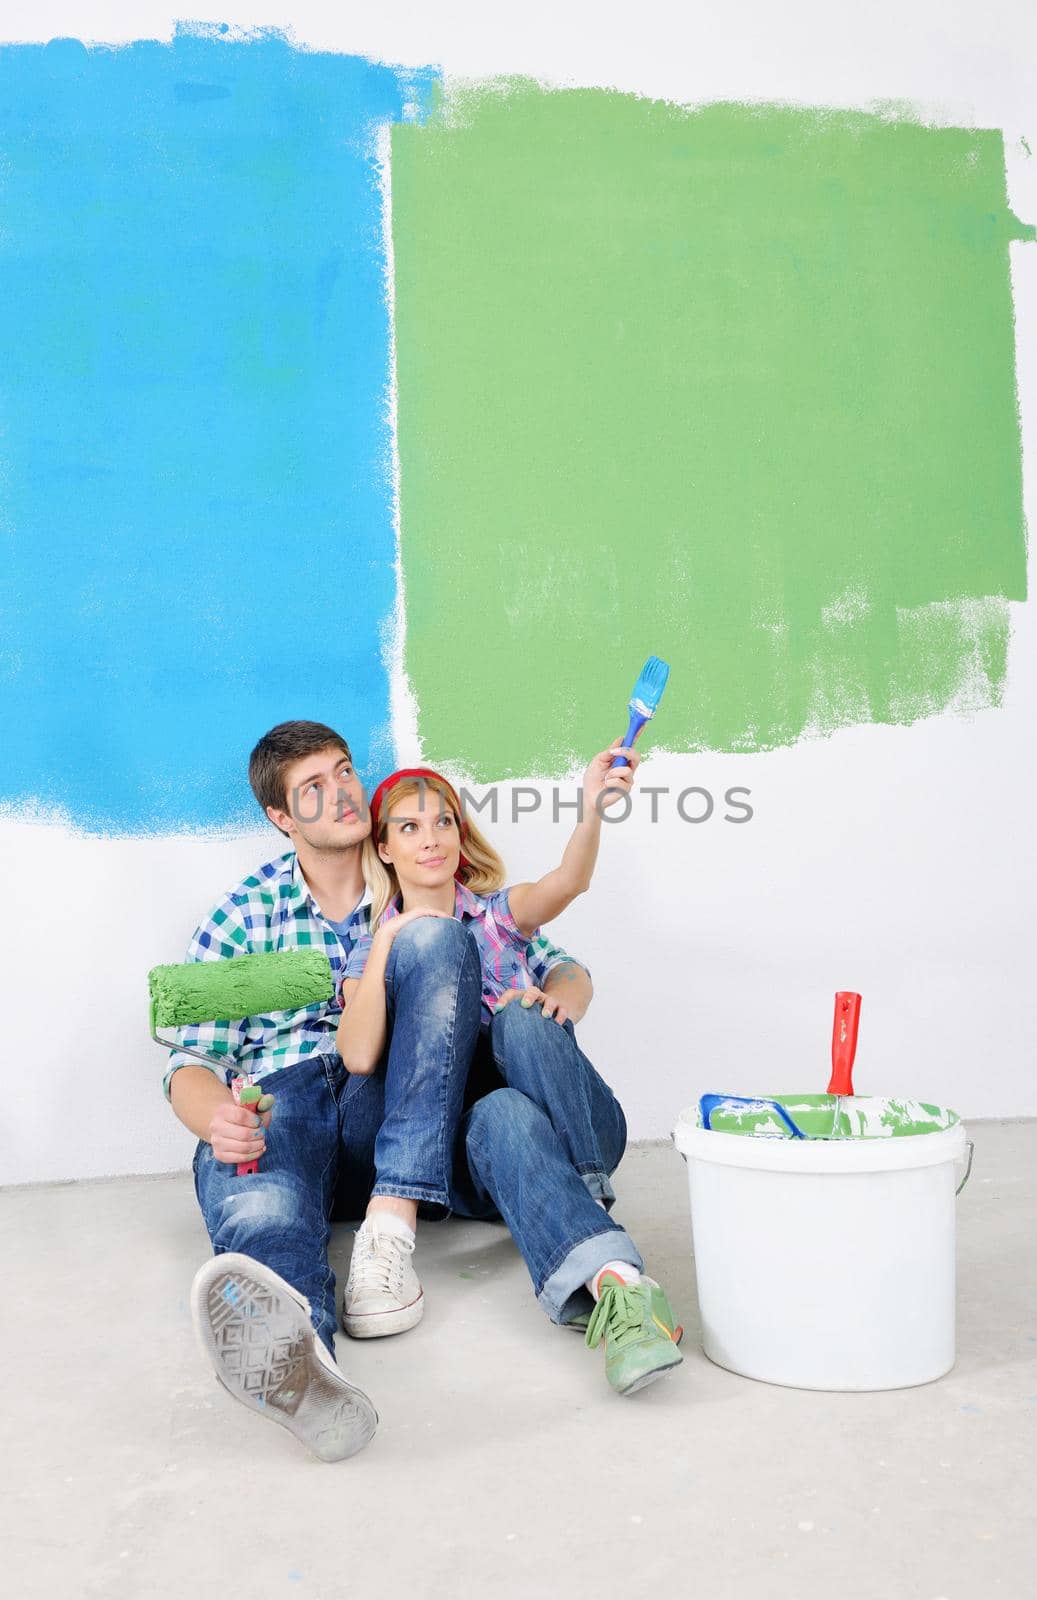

{"left": 494, "top": 986, "right": 570, "bottom": 1025}
{"left": 208, "top": 1098, "right": 273, "bottom": 1166}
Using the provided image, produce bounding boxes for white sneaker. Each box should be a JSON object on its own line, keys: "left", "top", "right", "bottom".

{"left": 191, "top": 1253, "right": 378, "bottom": 1462}
{"left": 342, "top": 1217, "right": 425, "bottom": 1338}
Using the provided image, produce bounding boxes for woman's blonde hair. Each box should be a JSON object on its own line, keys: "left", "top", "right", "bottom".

{"left": 363, "top": 774, "right": 506, "bottom": 926}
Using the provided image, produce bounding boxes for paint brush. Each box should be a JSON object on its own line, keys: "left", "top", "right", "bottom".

{"left": 610, "top": 656, "right": 670, "bottom": 769}
{"left": 235, "top": 1082, "right": 275, "bottom": 1177}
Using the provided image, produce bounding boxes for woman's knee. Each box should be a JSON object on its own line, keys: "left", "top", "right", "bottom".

{"left": 489, "top": 995, "right": 529, "bottom": 1042}
{"left": 490, "top": 994, "right": 561, "bottom": 1057}
{"left": 490, "top": 1000, "right": 583, "bottom": 1085}
{"left": 391, "top": 915, "right": 473, "bottom": 970}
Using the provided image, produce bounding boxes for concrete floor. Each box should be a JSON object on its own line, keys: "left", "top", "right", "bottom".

{"left": 3, "top": 1123, "right": 1035, "bottom": 1600}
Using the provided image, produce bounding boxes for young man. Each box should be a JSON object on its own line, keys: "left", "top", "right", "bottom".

{"left": 168, "top": 721, "right": 608, "bottom": 1461}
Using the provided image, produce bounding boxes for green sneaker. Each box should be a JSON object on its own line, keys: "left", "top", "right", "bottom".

{"left": 584, "top": 1274, "right": 684, "bottom": 1396}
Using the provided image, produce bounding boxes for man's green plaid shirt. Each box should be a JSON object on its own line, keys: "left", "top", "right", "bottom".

{"left": 163, "top": 849, "right": 587, "bottom": 1097}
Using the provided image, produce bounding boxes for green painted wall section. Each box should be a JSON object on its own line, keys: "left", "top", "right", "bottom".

{"left": 392, "top": 86, "right": 1033, "bottom": 776}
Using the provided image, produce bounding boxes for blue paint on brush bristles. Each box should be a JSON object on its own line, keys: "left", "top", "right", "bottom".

{"left": 610, "top": 656, "right": 670, "bottom": 769}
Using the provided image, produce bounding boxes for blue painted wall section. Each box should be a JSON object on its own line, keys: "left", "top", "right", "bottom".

{"left": 0, "top": 26, "right": 437, "bottom": 832}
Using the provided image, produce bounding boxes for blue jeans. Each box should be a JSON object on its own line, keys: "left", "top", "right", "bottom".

{"left": 451, "top": 999, "right": 642, "bottom": 1324}
{"left": 193, "top": 919, "right": 641, "bottom": 1348}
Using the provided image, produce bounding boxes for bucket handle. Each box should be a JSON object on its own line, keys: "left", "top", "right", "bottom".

{"left": 955, "top": 1139, "right": 975, "bottom": 1196}
{"left": 699, "top": 1094, "right": 807, "bottom": 1139}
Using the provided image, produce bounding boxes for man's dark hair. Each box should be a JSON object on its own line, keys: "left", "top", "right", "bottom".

{"left": 249, "top": 721, "right": 352, "bottom": 836}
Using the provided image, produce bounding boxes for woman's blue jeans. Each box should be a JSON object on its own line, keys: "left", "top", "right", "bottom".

{"left": 193, "top": 919, "right": 641, "bottom": 1351}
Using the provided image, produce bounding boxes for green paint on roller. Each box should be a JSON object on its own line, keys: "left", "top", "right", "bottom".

{"left": 392, "top": 87, "right": 1034, "bottom": 773}
{"left": 239, "top": 1085, "right": 275, "bottom": 1112}
{"left": 148, "top": 950, "right": 334, "bottom": 1027}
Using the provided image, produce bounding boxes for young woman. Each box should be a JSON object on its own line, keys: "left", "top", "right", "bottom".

{"left": 334, "top": 745, "right": 684, "bottom": 1396}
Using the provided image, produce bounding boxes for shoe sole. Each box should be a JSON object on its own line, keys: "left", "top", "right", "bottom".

{"left": 192, "top": 1253, "right": 379, "bottom": 1462}
{"left": 342, "top": 1289, "right": 425, "bottom": 1339}
{"left": 620, "top": 1350, "right": 684, "bottom": 1401}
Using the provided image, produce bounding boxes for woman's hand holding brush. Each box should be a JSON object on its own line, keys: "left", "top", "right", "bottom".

{"left": 584, "top": 740, "right": 640, "bottom": 815}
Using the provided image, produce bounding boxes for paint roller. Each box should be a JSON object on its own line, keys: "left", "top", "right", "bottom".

{"left": 699, "top": 991, "right": 863, "bottom": 1140}
{"left": 148, "top": 950, "right": 336, "bottom": 1175}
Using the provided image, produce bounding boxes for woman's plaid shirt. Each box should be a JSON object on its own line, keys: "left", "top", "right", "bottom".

{"left": 163, "top": 850, "right": 586, "bottom": 1097}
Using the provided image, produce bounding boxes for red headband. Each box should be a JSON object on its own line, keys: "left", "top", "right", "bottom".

{"left": 368, "top": 767, "right": 471, "bottom": 876}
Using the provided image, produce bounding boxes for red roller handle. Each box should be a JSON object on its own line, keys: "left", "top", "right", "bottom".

{"left": 233, "top": 1080, "right": 274, "bottom": 1177}
{"left": 827, "top": 991, "right": 861, "bottom": 1096}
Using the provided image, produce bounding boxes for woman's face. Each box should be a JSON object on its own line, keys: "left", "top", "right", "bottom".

{"left": 378, "top": 784, "right": 462, "bottom": 893}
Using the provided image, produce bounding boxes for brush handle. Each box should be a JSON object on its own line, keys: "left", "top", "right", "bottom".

{"left": 827, "top": 992, "right": 861, "bottom": 1096}
{"left": 610, "top": 710, "right": 648, "bottom": 770}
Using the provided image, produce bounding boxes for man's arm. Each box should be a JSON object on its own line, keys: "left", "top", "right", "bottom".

{"left": 542, "top": 960, "right": 592, "bottom": 1025}
{"left": 169, "top": 1066, "right": 233, "bottom": 1139}
{"left": 162, "top": 895, "right": 275, "bottom": 1163}
{"left": 525, "top": 934, "right": 593, "bottom": 1025}
{"left": 161, "top": 896, "right": 253, "bottom": 1101}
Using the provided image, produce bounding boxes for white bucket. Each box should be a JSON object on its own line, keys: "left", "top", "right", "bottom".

{"left": 672, "top": 1098, "right": 970, "bottom": 1391}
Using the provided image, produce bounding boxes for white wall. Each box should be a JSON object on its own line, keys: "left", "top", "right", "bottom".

{"left": 3, "top": 1, "right": 1035, "bottom": 1185}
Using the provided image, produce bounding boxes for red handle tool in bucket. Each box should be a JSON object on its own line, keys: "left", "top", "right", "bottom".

{"left": 827, "top": 991, "right": 862, "bottom": 1099}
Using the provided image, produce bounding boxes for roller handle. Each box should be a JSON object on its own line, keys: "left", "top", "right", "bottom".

{"left": 827, "top": 991, "right": 861, "bottom": 1096}
{"left": 234, "top": 1081, "right": 275, "bottom": 1177}
{"left": 610, "top": 711, "right": 649, "bottom": 770}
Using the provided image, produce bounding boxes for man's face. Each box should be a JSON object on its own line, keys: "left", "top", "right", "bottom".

{"left": 270, "top": 747, "right": 370, "bottom": 850}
